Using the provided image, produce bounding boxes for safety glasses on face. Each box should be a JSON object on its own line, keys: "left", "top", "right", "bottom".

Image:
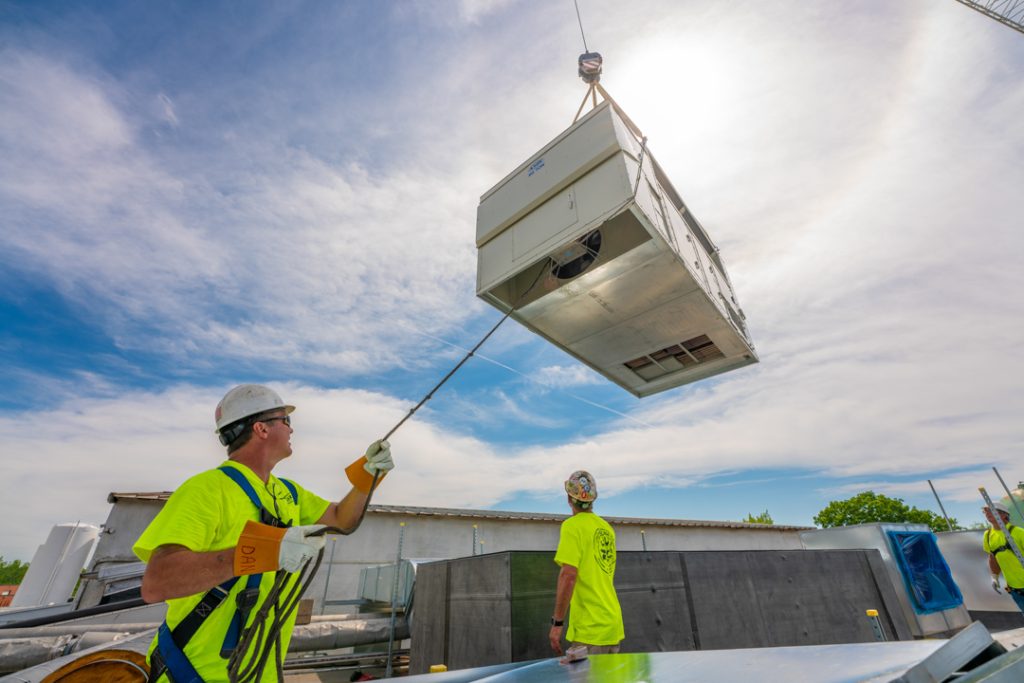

{"left": 260, "top": 416, "right": 291, "bottom": 427}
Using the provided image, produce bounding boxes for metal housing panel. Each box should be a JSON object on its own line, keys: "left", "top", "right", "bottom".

{"left": 936, "top": 530, "right": 1024, "bottom": 614}
{"left": 800, "top": 524, "right": 972, "bottom": 637}
{"left": 410, "top": 549, "right": 910, "bottom": 673}
{"left": 476, "top": 102, "right": 757, "bottom": 397}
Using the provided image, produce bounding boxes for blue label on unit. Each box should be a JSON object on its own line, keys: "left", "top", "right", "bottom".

{"left": 528, "top": 158, "right": 545, "bottom": 176}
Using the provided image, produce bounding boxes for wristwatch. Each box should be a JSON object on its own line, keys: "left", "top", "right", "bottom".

{"left": 551, "top": 617, "right": 564, "bottom": 626}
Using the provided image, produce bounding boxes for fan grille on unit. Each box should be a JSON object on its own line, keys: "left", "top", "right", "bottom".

{"left": 551, "top": 230, "right": 602, "bottom": 280}
{"left": 624, "top": 335, "right": 725, "bottom": 381}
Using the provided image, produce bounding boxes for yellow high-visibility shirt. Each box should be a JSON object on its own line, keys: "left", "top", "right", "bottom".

{"left": 133, "top": 460, "right": 330, "bottom": 683}
{"left": 554, "top": 512, "right": 625, "bottom": 646}
{"left": 984, "top": 525, "right": 1024, "bottom": 589}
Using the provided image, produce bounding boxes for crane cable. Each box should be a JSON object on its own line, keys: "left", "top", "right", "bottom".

{"left": 573, "top": 0, "right": 590, "bottom": 52}
{"left": 224, "top": 6, "right": 617, "bottom": 670}
{"left": 226, "top": 266, "right": 553, "bottom": 682}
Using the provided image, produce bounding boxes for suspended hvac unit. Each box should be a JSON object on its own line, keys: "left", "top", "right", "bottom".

{"left": 475, "top": 100, "right": 757, "bottom": 397}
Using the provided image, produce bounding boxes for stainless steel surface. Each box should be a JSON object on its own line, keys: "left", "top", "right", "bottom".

{"left": 936, "top": 530, "right": 1021, "bottom": 612}
{"left": 892, "top": 621, "right": 998, "bottom": 683}
{"left": 801, "top": 523, "right": 971, "bottom": 637}
{"left": 475, "top": 100, "right": 756, "bottom": 398}
{"left": 404, "top": 641, "right": 947, "bottom": 682}
{"left": 358, "top": 559, "right": 415, "bottom": 607}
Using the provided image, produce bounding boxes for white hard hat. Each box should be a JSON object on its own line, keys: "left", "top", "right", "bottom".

{"left": 994, "top": 502, "right": 1011, "bottom": 515}
{"left": 215, "top": 384, "right": 295, "bottom": 432}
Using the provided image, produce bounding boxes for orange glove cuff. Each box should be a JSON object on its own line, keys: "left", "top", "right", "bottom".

{"left": 234, "top": 520, "right": 287, "bottom": 576}
{"left": 346, "top": 456, "right": 387, "bottom": 494}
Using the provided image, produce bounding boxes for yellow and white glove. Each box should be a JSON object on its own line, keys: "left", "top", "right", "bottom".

{"left": 234, "top": 522, "right": 326, "bottom": 575}
{"left": 345, "top": 439, "right": 394, "bottom": 493}
{"left": 992, "top": 574, "right": 1003, "bottom": 594}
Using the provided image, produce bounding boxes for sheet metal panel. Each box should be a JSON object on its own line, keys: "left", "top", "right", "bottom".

{"left": 410, "top": 549, "right": 911, "bottom": 673}
{"left": 615, "top": 553, "right": 696, "bottom": 653}
{"left": 936, "top": 530, "right": 1023, "bottom": 613}
{"left": 801, "top": 523, "right": 971, "bottom": 637}
{"left": 447, "top": 554, "right": 513, "bottom": 671}
{"left": 409, "top": 561, "right": 449, "bottom": 675}
{"left": 684, "top": 550, "right": 906, "bottom": 649}
{"left": 475, "top": 101, "right": 757, "bottom": 398}
{"left": 403, "top": 641, "right": 948, "bottom": 683}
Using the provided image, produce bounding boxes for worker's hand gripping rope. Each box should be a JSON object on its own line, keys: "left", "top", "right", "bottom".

{"left": 345, "top": 439, "right": 393, "bottom": 493}
{"left": 233, "top": 522, "right": 327, "bottom": 575}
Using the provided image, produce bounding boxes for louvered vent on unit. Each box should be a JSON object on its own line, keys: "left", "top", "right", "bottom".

{"left": 624, "top": 335, "right": 726, "bottom": 381}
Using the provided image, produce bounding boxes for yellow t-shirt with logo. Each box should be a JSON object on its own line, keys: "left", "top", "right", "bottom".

{"left": 133, "top": 460, "right": 330, "bottom": 683}
{"left": 984, "top": 525, "right": 1024, "bottom": 589}
{"left": 554, "top": 512, "right": 624, "bottom": 646}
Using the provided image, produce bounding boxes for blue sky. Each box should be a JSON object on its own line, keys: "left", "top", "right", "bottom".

{"left": 2, "top": 0, "right": 1023, "bottom": 560}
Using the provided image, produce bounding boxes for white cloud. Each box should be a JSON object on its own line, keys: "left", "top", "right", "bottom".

{"left": 2, "top": 1, "right": 1024, "bottom": 554}
{"left": 534, "top": 364, "right": 604, "bottom": 389}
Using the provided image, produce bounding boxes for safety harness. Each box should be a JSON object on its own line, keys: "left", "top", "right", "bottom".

{"left": 986, "top": 525, "right": 1019, "bottom": 557}
{"left": 148, "top": 467, "right": 299, "bottom": 683}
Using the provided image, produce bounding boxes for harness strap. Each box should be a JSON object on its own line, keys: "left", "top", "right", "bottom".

{"left": 987, "top": 525, "right": 1018, "bottom": 556}
{"left": 218, "top": 466, "right": 297, "bottom": 528}
{"left": 155, "top": 622, "right": 205, "bottom": 683}
{"left": 220, "top": 574, "right": 263, "bottom": 658}
{"left": 280, "top": 478, "right": 298, "bottom": 503}
{"left": 150, "top": 468, "right": 301, "bottom": 680}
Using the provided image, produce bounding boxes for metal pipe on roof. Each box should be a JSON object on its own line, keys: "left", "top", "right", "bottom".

{"left": 0, "top": 624, "right": 157, "bottom": 638}
{"left": 927, "top": 480, "right": 955, "bottom": 532}
{"left": 0, "top": 632, "right": 128, "bottom": 674}
{"left": 993, "top": 467, "right": 1024, "bottom": 523}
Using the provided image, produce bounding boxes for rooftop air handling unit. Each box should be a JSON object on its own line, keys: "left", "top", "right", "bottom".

{"left": 475, "top": 100, "right": 757, "bottom": 397}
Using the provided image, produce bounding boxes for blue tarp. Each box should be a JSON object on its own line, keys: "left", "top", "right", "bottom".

{"left": 887, "top": 530, "right": 963, "bottom": 614}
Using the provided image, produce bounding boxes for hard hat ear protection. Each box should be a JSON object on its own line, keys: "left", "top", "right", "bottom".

{"left": 218, "top": 420, "right": 248, "bottom": 447}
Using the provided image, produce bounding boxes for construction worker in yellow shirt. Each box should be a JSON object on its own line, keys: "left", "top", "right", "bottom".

{"left": 549, "top": 470, "right": 624, "bottom": 661}
{"left": 983, "top": 501, "right": 1024, "bottom": 614}
{"left": 134, "top": 384, "right": 394, "bottom": 682}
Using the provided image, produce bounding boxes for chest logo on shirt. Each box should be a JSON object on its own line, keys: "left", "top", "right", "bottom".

{"left": 594, "top": 528, "right": 616, "bottom": 575}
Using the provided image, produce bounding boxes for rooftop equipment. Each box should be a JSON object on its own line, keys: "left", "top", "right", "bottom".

{"left": 936, "top": 529, "right": 1024, "bottom": 630}
{"left": 10, "top": 523, "right": 99, "bottom": 610}
{"left": 800, "top": 523, "right": 970, "bottom": 638}
{"left": 475, "top": 99, "right": 757, "bottom": 397}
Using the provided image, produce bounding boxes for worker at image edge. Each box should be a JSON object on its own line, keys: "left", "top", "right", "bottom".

{"left": 983, "top": 500, "right": 1024, "bottom": 614}
{"left": 549, "top": 470, "right": 625, "bottom": 661}
{"left": 133, "top": 384, "right": 395, "bottom": 682}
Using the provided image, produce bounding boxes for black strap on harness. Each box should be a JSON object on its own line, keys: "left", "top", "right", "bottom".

{"left": 149, "top": 468, "right": 298, "bottom": 682}
{"left": 987, "top": 525, "right": 1018, "bottom": 556}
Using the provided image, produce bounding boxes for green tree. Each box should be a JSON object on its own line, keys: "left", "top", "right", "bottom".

{"left": 813, "top": 491, "right": 957, "bottom": 533}
{"left": 0, "top": 557, "right": 29, "bottom": 584}
{"left": 743, "top": 509, "right": 774, "bottom": 525}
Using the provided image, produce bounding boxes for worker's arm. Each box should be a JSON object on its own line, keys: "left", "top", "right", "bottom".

{"left": 320, "top": 440, "right": 394, "bottom": 529}
{"left": 988, "top": 554, "right": 1004, "bottom": 593}
{"left": 549, "top": 564, "right": 578, "bottom": 654}
{"left": 317, "top": 488, "right": 370, "bottom": 530}
{"left": 140, "top": 545, "right": 235, "bottom": 603}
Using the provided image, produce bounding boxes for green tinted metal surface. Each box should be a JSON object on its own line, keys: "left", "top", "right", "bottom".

{"left": 405, "top": 641, "right": 947, "bottom": 682}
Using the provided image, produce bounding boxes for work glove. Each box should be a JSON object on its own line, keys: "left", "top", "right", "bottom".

{"left": 234, "top": 521, "right": 326, "bottom": 576}
{"left": 363, "top": 440, "right": 394, "bottom": 476}
{"left": 345, "top": 439, "right": 394, "bottom": 493}
{"left": 992, "top": 574, "right": 1003, "bottom": 594}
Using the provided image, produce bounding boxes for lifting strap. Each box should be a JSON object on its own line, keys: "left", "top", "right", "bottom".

{"left": 149, "top": 468, "right": 299, "bottom": 682}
